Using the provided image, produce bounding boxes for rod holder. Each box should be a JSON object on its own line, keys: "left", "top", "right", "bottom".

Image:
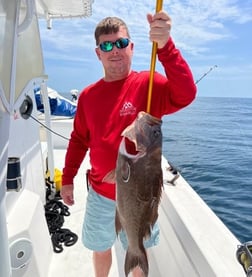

{"left": 7, "top": 157, "right": 22, "bottom": 192}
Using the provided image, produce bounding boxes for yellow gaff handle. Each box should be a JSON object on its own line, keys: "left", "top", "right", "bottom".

{"left": 146, "top": 0, "right": 163, "bottom": 114}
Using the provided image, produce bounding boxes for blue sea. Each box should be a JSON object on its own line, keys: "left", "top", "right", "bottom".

{"left": 162, "top": 97, "right": 252, "bottom": 243}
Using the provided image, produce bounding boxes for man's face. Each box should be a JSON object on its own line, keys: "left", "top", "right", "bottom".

{"left": 95, "top": 26, "right": 134, "bottom": 82}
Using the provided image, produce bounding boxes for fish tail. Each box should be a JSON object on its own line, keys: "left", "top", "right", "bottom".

{"left": 124, "top": 247, "right": 148, "bottom": 277}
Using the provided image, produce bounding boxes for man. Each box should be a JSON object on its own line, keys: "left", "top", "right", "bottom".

{"left": 61, "top": 10, "right": 197, "bottom": 277}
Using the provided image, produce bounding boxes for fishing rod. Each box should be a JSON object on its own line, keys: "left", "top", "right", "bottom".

{"left": 195, "top": 65, "right": 218, "bottom": 85}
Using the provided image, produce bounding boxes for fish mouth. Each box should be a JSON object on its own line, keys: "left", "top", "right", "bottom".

{"left": 120, "top": 111, "right": 162, "bottom": 158}
{"left": 119, "top": 137, "right": 146, "bottom": 159}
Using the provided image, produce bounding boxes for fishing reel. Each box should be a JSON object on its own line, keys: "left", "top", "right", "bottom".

{"left": 237, "top": 241, "right": 252, "bottom": 277}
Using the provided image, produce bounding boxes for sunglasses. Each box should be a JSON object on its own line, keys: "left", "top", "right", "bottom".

{"left": 99, "top": 38, "right": 130, "bottom": 52}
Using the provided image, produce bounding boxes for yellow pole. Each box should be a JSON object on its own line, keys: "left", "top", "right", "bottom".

{"left": 146, "top": 0, "right": 163, "bottom": 113}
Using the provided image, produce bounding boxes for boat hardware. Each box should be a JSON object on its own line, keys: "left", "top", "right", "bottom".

{"left": 18, "top": 0, "right": 34, "bottom": 34}
{"left": 166, "top": 164, "right": 180, "bottom": 185}
{"left": 7, "top": 157, "right": 22, "bottom": 191}
{"left": 30, "top": 114, "right": 70, "bottom": 141}
{"left": 9, "top": 238, "right": 33, "bottom": 270}
{"left": 237, "top": 241, "right": 252, "bottom": 277}
{"left": 19, "top": 95, "right": 33, "bottom": 119}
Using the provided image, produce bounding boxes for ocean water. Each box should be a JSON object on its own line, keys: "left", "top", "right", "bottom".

{"left": 162, "top": 97, "right": 252, "bottom": 243}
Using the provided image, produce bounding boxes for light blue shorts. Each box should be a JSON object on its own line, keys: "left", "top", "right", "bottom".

{"left": 82, "top": 187, "right": 160, "bottom": 251}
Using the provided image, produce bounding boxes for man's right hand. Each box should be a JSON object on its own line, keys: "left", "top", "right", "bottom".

{"left": 60, "top": 184, "right": 74, "bottom": 206}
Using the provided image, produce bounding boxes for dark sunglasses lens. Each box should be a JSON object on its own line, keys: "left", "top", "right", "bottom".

{"left": 115, "top": 38, "right": 129, "bottom": 49}
{"left": 99, "top": 38, "right": 130, "bottom": 52}
{"left": 100, "top": 41, "right": 113, "bottom": 52}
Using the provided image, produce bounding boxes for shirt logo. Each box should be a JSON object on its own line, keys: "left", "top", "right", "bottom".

{"left": 120, "top": 102, "right": 136, "bottom": 116}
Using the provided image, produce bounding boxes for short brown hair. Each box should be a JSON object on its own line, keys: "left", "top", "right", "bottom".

{"left": 94, "top": 17, "right": 131, "bottom": 46}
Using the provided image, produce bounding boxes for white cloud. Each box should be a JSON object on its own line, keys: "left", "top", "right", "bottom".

{"left": 40, "top": 0, "right": 252, "bottom": 56}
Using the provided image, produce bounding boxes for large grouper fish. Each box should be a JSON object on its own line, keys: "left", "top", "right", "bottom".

{"left": 104, "top": 111, "right": 163, "bottom": 276}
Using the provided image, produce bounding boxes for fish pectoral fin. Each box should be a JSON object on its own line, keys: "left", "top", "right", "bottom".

{"left": 150, "top": 197, "right": 158, "bottom": 208}
{"left": 137, "top": 193, "right": 151, "bottom": 202}
{"left": 102, "top": 170, "right": 116, "bottom": 184}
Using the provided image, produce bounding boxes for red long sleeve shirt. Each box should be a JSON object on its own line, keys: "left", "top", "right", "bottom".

{"left": 62, "top": 38, "right": 197, "bottom": 200}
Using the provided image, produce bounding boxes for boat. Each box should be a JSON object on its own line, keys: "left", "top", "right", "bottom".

{"left": 35, "top": 86, "right": 77, "bottom": 117}
{"left": 0, "top": 1, "right": 249, "bottom": 276}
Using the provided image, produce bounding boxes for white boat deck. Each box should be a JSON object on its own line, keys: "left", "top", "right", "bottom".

{"left": 47, "top": 148, "right": 245, "bottom": 277}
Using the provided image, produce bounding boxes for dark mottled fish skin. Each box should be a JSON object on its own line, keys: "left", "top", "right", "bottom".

{"left": 116, "top": 111, "right": 163, "bottom": 277}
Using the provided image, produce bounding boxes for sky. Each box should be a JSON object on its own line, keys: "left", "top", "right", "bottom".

{"left": 39, "top": 0, "right": 252, "bottom": 98}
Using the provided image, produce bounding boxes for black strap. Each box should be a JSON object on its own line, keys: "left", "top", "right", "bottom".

{"left": 44, "top": 188, "right": 78, "bottom": 253}
{"left": 51, "top": 228, "right": 78, "bottom": 253}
